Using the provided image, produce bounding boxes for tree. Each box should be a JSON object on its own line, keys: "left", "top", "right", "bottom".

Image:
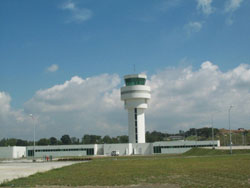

{"left": 82, "top": 134, "right": 102, "bottom": 144}
{"left": 37, "top": 138, "right": 50, "bottom": 145}
{"left": 60, "top": 135, "right": 72, "bottom": 145}
{"left": 6, "top": 138, "right": 17, "bottom": 146}
{"left": 16, "top": 139, "right": 28, "bottom": 146}
{"left": 49, "top": 137, "right": 58, "bottom": 145}
{"left": 71, "top": 137, "right": 80, "bottom": 144}
{"left": 117, "top": 135, "right": 128, "bottom": 143}
{"left": 0, "top": 138, "right": 7, "bottom": 146}
{"left": 103, "top": 135, "right": 112, "bottom": 144}
{"left": 146, "top": 131, "right": 166, "bottom": 142}
{"left": 82, "top": 134, "right": 91, "bottom": 144}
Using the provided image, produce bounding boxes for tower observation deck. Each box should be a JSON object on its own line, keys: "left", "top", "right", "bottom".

{"left": 120, "top": 74, "right": 151, "bottom": 143}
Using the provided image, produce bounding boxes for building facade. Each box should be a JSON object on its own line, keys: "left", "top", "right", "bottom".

{"left": 23, "top": 140, "right": 220, "bottom": 159}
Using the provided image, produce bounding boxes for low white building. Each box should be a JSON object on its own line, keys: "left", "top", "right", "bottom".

{"left": 24, "top": 140, "right": 220, "bottom": 158}
{"left": 0, "top": 140, "right": 221, "bottom": 159}
{"left": 0, "top": 146, "right": 26, "bottom": 159}
{"left": 26, "top": 144, "right": 97, "bottom": 158}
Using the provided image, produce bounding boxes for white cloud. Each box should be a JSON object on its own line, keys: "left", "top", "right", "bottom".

{"left": 47, "top": 64, "right": 59, "bottom": 72}
{"left": 184, "top": 21, "right": 203, "bottom": 35}
{"left": 2, "top": 63, "right": 250, "bottom": 139}
{"left": 225, "top": 0, "right": 243, "bottom": 12}
{"left": 61, "top": 0, "right": 93, "bottom": 23}
{"left": 224, "top": 0, "right": 243, "bottom": 25}
{"left": 0, "top": 92, "right": 33, "bottom": 139}
{"left": 197, "top": 0, "right": 214, "bottom": 15}
{"left": 23, "top": 74, "right": 124, "bottom": 138}
{"left": 147, "top": 62, "right": 250, "bottom": 132}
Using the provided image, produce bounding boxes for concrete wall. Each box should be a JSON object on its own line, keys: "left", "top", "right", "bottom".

{"left": 13, "top": 146, "right": 26, "bottom": 158}
{"left": 0, "top": 147, "right": 13, "bottom": 159}
{"left": 104, "top": 143, "right": 132, "bottom": 156}
{"left": 132, "top": 143, "right": 151, "bottom": 155}
{"left": 0, "top": 146, "right": 26, "bottom": 159}
{"left": 96, "top": 144, "right": 104, "bottom": 155}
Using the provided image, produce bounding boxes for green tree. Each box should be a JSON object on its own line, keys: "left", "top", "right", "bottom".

{"left": 82, "top": 134, "right": 91, "bottom": 144}
{"left": 37, "top": 138, "right": 50, "bottom": 145}
{"left": 49, "top": 137, "right": 58, "bottom": 145}
{"left": 0, "top": 138, "right": 7, "bottom": 146}
{"left": 117, "top": 135, "right": 128, "bottom": 143}
{"left": 71, "top": 137, "right": 80, "bottom": 144}
{"left": 61, "top": 135, "right": 72, "bottom": 145}
{"left": 16, "top": 139, "right": 28, "bottom": 146}
{"left": 82, "top": 134, "right": 102, "bottom": 144}
{"left": 103, "top": 135, "right": 112, "bottom": 143}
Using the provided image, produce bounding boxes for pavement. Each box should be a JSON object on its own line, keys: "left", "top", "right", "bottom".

{"left": 0, "top": 159, "right": 79, "bottom": 184}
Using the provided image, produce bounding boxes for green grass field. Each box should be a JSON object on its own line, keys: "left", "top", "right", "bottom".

{"left": 1, "top": 148, "right": 250, "bottom": 187}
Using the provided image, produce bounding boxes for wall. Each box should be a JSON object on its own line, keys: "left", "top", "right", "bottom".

{"left": 0, "top": 147, "right": 13, "bottom": 159}
{"left": 104, "top": 143, "right": 132, "bottom": 156}
{"left": 13, "top": 146, "right": 26, "bottom": 158}
{"left": 132, "top": 143, "right": 151, "bottom": 155}
{"left": 0, "top": 146, "right": 26, "bottom": 159}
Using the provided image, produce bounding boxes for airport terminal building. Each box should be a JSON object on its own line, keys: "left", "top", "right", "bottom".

{"left": 0, "top": 140, "right": 220, "bottom": 159}
{"left": 26, "top": 140, "right": 220, "bottom": 158}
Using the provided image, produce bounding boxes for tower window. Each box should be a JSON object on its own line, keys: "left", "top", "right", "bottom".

{"left": 125, "top": 78, "right": 145, "bottom": 86}
{"left": 134, "top": 108, "right": 138, "bottom": 143}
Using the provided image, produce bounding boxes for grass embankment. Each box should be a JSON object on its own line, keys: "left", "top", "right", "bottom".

{"left": 1, "top": 148, "right": 250, "bottom": 187}
{"left": 183, "top": 147, "right": 250, "bottom": 156}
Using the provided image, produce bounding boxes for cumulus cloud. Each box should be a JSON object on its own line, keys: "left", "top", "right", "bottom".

{"left": 197, "top": 0, "right": 214, "bottom": 15}
{"left": 147, "top": 62, "right": 250, "bottom": 132}
{"left": 184, "top": 21, "right": 203, "bottom": 35}
{"left": 0, "top": 92, "right": 33, "bottom": 139}
{"left": 225, "top": 0, "right": 243, "bottom": 12}
{"left": 60, "top": 0, "right": 93, "bottom": 23}
{"left": 23, "top": 74, "right": 125, "bottom": 139}
{"left": 2, "top": 63, "right": 250, "bottom": 139}
{"left": 47, "top": 64, "right": 59, "bottom": 72}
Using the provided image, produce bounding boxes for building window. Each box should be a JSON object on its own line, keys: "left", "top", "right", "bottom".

{"left": 28, "top": 150, "right": 34, "bottom": 156}
{"left": 134, "top": 108, "right": 138, "bottom": 143}
{"left": 125, "top": 78, "right": 146, "bottom": 86}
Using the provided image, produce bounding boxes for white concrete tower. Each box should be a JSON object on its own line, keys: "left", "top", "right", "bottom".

{"left": 121, "top": 74, "right": 151, "bottom": 143}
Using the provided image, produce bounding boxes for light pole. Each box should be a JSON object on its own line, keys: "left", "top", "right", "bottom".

{"left": 211, "top": 115, "right": 215, "bottom": 149}
{"left": 228, "top": 105, "right": 233, "bottom": 154}
{"left": 29, "top": 114, "right": 36, "bottom": 162}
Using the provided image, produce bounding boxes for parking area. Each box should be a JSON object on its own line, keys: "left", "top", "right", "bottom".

{"left": 0, "top": 159, "right": 79, "bottom": 184}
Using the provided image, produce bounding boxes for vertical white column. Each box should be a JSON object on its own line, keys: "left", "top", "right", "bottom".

{"left": 137, "top": 108, "right": 145, "bottom": 143}
{"left": 128, "top": 108, "right": 135, "bottom": 143}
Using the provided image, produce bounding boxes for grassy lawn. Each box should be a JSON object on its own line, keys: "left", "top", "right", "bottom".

{"left": 1, "top": 148, "right": 250, "bottom": 187}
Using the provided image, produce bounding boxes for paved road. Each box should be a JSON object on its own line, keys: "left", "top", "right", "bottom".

{"left": 0, "top": 160, "right": 78, "bottom": 184}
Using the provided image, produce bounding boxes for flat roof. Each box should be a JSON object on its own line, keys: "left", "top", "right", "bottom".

{"left": 124, "top": 74, "right": 147, "bottom": 79}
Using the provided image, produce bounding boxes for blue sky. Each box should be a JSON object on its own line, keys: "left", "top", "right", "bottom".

{"left": 1, "top": 0, "right": 250, "bottom": 139}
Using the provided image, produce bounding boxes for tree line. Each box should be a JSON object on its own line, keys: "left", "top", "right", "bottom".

{"left": 1, "top": 128, "right": 248, "bottom": 146}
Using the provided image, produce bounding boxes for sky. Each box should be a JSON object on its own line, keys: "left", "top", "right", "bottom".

{"left": 1, "top": 0, "right": 250, "bottom": 140}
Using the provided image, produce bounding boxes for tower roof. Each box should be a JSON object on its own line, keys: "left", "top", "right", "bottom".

{"left": 124, "top": 74, "right": 147, "bottom": 79}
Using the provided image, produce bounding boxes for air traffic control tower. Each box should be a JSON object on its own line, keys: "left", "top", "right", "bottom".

{"left": 121, "top": 74, "right": 151, "bottom": 143}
